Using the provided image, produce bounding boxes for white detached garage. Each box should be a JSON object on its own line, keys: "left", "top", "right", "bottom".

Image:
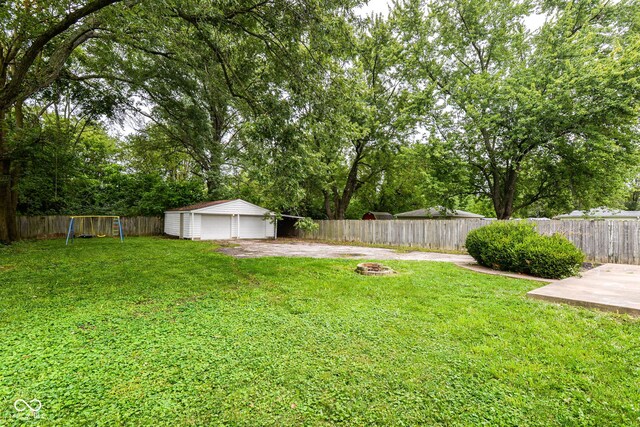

{"left": 164, "top": 199, "right": 276, "bottom": 240}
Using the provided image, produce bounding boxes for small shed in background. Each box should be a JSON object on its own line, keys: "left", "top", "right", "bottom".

{"left": 362, "top": 212, "right": 395, "bottom": 220}
{"left": 164, "top": 199, "right": 276, "bottom": 240}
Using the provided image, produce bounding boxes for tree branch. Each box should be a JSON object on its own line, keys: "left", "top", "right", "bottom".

{"left": 0, "top": 0, "right": 123, "bottom": 110}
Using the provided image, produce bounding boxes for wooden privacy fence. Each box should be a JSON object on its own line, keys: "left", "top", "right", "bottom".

{"left": 17, "top": 215, "right": 164, "bottom": 239}
{"left": 302, "top": 219, "right": 640, "bottom": 265}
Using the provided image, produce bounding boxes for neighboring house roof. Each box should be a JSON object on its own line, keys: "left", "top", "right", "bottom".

{"left": 554, "top": 208, "right": 640, "bottom": 220}
{"left": 166, "top": 200, "right": 235, "bottom": 212}
{"left": 396, "top": 207, "right": 484, "bottom": 219}
{"left": 363, "top": 212, "right": 395, "bottom": 220}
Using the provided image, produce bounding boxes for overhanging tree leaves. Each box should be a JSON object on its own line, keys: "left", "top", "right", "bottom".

{"left": 0, "top": 0, "right": 126, "bottom": 242}
{"left": 246, "top": 15, "right": 409, "bottom": 219}
{"left": 395, "top": 0, "right": 640, "bottom": 219}
{"left": 76, "top": 0, "right": 357, "bottom": 202}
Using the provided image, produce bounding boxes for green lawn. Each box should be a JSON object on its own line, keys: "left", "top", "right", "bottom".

{"left": 1, "top": 238, "right": 639, "bottom": 426}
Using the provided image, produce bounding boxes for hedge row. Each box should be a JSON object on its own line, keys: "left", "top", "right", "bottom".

{"left": 465, "top": 221, "right": 585, "bottom": 279}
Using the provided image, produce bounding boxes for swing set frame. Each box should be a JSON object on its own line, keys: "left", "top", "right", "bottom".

{"left": 65, "top": 216, "right": 124, "bottom": 245}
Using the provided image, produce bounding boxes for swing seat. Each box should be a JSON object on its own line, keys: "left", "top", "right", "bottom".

{"left": 66, "top": 216, "right": 124, "bottom": 245}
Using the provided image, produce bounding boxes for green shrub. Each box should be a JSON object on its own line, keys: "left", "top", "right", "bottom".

{"left": 465, "top": 221, "right": 538, "bottom": 271}
{"left": 516, "top": 234, "right": 585, "bottom": 279}
{"left": 465, "top": 221, "right": 585, "bottom": 279}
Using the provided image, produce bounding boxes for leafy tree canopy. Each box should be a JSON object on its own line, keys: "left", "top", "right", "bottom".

{"left": 394, "top": 0, "right": 640, "bottom": 218}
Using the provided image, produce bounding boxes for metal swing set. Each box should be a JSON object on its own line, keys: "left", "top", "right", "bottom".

{"left": 65, "top": 216, "right": 124, "bottom": 245}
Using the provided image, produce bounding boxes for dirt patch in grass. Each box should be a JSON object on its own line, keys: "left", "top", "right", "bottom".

{"left": 218, "top": 239, "right": 475, "bottom": 262}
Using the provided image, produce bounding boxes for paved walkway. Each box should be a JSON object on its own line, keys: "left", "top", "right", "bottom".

{"left": 527, "top": 263, "right": 640, "bottom": 316}
{"left": 219, "top": 239, "right": 475, "bottom": 262}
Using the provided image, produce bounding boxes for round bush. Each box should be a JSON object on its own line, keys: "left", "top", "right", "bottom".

{"left": 515, "top": 234, "right": 585, "bottom": 279}
{"left": 465, "top": 221, "right": 537, "bottom": 271}
{"left": 465, "top": 221, "right": 585, "bottom": 279}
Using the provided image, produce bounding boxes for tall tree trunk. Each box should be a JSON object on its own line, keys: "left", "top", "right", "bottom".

{"left": 205, "top": 165, "right": 224, "bottom": 199}
{"left": 335, "top": 159, "right": 360, "bottom": 219}
{"left": 10, "top": 102, "right": 23, "bottom": 238}
{"left": 206, "top": 178, "right": 218, "bottom": 198}
{"left": 0, "top": 108, "right": 17, "bottom": 243}
{"left": 323, "top": 190, "right": 334, "bottom": 219}
{"left": 492, "top": 168, "right": 518, "bottom": 219}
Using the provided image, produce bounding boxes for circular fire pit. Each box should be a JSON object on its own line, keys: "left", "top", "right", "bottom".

{"left": 356, "top": 262, "right": 395, "bottom": 276}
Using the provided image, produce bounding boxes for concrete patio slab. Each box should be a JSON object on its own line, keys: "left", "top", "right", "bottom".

{"left": 527, "top": 263, "right": 640, "bottom": 315}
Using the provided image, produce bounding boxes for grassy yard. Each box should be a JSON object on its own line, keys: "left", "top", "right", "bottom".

{"left": 1, "top": 238, "right": 639, "bottom": 426}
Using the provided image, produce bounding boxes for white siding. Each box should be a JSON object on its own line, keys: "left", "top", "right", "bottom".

{"left": 165, "top": 199, "right": 275, "bottom": 240}
{"left": 164, "top": 212, "right": 180, "bottom": 236}
{"left": 231, "top": 214, "right": 239, "bottom": 238}
{"left": 182, "top": 213, "right": 191, "bottom": 238}
{"left": 192, "top": 214, "right": 202, "bottom": 239}
{"left": 266, "top": 218, "right": 275, "bottom": 238}
{"left": 195, "top": 199, "right": 272, "bottom": 216}
{"left": 178, "top": 213, "right": 201, "bottom": 239}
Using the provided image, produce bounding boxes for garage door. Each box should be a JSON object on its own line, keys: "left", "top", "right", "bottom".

{"left": 240, "top": 216, "right": 268, "bottom": 239}
{"left": 201, "top": 215, "right": 231, "bottom": 240}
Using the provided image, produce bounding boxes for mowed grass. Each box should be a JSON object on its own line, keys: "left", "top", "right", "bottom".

{"left": 0, "top": 238, "right": 639, "bottom": 426}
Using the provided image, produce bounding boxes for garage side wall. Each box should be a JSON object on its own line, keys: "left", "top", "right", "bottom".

{"left": 266, "top": 219, "right": 275, "bottom": 238}
{"left": 164, "top": 212, "right": 203, "bottom": 239}
{"left": 164, "top": 212, "right": 180, "bottom": 236}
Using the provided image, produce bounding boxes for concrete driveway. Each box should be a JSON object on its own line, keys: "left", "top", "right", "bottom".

{"left": 219, "top": 239, "right": 475, "bottom": 263}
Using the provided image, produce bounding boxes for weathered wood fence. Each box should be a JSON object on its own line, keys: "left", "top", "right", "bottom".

{"left": 17, "top": 215, "right": 164, "bottom": 239}
{"left": 302, "top": 219, "right": 640, "bottom": 265}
